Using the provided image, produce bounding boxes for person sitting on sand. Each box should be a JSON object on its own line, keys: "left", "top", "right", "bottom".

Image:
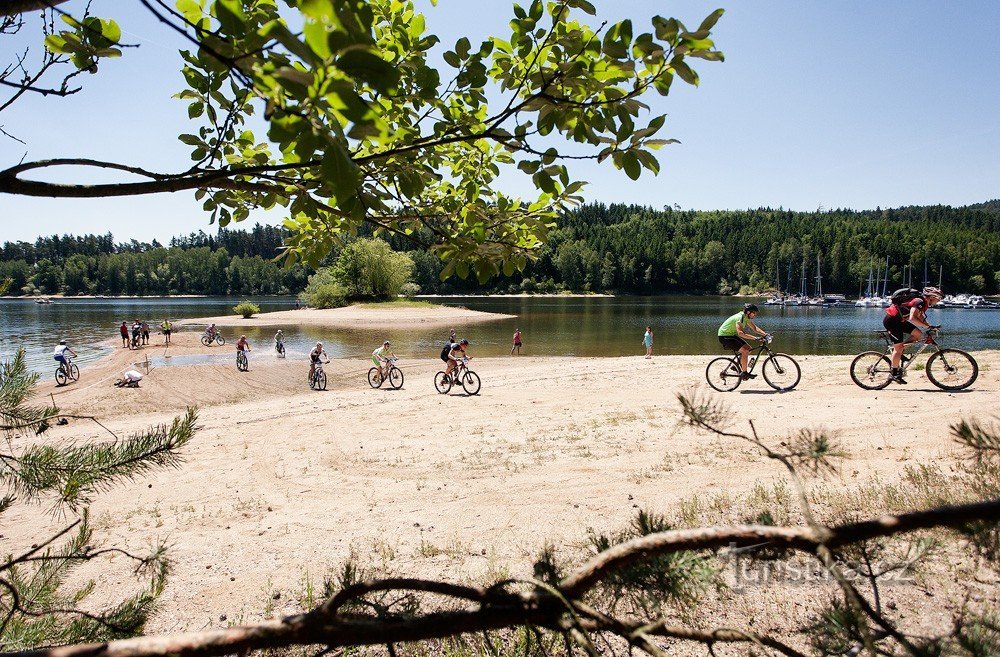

{"left": 119, "top": 321, "right": 129, "bottom": 348}
{"left": 309, "top": 342, "right": 327, "bottom": 382}
{"left": 114, "top": 369, "right": 143, "bottom": 388}
{"left": 161, "top": 319, "right": 172, "bottom": 344}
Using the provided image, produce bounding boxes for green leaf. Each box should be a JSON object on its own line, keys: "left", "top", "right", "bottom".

{"left": 188, "top": 102, "right": 204, "bottom": 119}
{"left": 622, "top": 152, "right": 642, "bottom": 180}
{"left": 672, "top": 59, "right": 699, "bottom": 86}
{"left": 455, "top": 37, "right": 470, "bottom": 59}
{"left": 697, "top": 8, "right": 725, "bottom": 33}
{"left": 178, "top": 134, "right": 203, "bottom": 146}
{"left": 443, "top": 50, "right": 461, "bottom": 68}
{"left": 336, "top": 49, "right": 399, "bottom": 92}
{"left": 213, "top": 0, "right": 246, "bottom": 36}
{"left": 320, "top": 145, "right": 360, "bottom": 203}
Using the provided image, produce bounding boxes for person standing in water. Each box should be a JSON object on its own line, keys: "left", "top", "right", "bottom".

{"left": 643, "top": 326, "right": 653, "bottom": 359}
{"left": 511, "top": 328, "right": 523, "bottom": 355}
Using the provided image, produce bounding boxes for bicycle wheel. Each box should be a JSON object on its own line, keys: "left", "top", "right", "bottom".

{"left": 705, "top": 357, "right": 742, "bottom": 392}
{"left": 849, "top": 351, "right": 892, "bottom": 390}
{"left": 55, "top": 367, "right": 67, "bottom": 386}
{"left": 277, "top": 344, "right": 285, "bottom": 358}
{"left": 311, "top": 370, "right": 327, "bottom": 390}
{"left": 216, "top": 335, "right": 226, "bottom": 346}
{"left": 69, "top": 363, "right": 79, "bottom": 381}
{"left": 237, "top": 352, "right": 248, "bottom": 371}
{"left": 368, "top": 367, "right": 384, "bottom": 388}
{"left": 461, "top": 370, "right": 481, "bottom": 395}
{"left": 389, "top": 367, "right": 404, "bottom": 389}
{"left": 434, "top": 371, "right": 452, "bottom": 394}
{"left": 926, "top": 349, "right": 978, "bottom": 391}
{"left": 762, "top": 354, "right": 800, "bottom": 391}
{"left": 201, "top": 335, "right": 211, "bottom": 347}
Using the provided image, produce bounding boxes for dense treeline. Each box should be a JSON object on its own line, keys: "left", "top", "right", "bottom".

{"left": 4, "top": 203, "right": 1000, "bottom": 297}
{"left": 0, "top": 225, "right": 309, "bottom": 296}
{"left": 385, "top": 202, "right": 1000, "bottom": 295}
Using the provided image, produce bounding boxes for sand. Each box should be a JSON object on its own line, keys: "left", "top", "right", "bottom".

{"left": 9, "top": 332, "right": 999, "bottom": 650}
{"left": 176, "top": 303, "right": 516, "bottom": 329}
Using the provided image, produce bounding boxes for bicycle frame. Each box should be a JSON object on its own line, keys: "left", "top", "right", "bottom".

{"left": 727, "top": 337, "right": 775, "bottom": 374}
{"left": 876, "top": 329, "right": 939, "bottom": 376}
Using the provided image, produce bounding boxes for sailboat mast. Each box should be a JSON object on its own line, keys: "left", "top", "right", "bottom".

{"left": 815, "top": 253, "right": 822, "bottom": 298}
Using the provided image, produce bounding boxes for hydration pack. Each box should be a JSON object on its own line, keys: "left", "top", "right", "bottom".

{"left": 440, "top": 343, "right": 453, "bottom": 362}
{"left": 889, "top": 287, "right": 921, "bottom": 307}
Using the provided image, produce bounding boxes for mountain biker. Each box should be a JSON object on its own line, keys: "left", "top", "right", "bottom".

{"left": 205, "top": 323, "right": 218, "bottom": 340}
{"left": 236, "top": 335, "right": 251, "bottom": 356}
{"left": 309, "top": 342, "right": 327, "bottom": 382}
{"left": 274, "top": 330, "right": 284, "bottom": 352}
{"left": 717, "top": 303, "right": 768, "bottom": 379}
{"left": 53, "top": 339, "right": 77, "bottom": 371}
{"left": 444, "top": 339, "right": 470, "bottom": 382}
{"left": 883, "top": 286, "right": 943, "bottom": 384}
{"left": 372, "top": 341, "right": 395, "bottom": 379}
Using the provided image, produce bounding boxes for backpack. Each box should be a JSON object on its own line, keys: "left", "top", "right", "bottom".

{"left": 440, "top": 343, "right": 453, "bottom": 362}
{"left": 889, "top": 287, "right": 921, "bottom": 308}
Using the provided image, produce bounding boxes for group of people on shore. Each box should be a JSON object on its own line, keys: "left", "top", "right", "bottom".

{"left": 119, "top": 319, "right": 172, "bottom": 347}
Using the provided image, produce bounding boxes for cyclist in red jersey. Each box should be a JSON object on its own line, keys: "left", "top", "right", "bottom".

{"left": 883, "top": 286, "right": 943, "bottom": 383}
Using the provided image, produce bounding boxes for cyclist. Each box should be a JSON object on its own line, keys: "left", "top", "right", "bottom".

{"left": 236, "top": 335, "right": 251, "bottom": 363}
{"left": 205, "top": 323, "right": 218, "bottom": 341}
{"left": 372, "top": 341, "right": 395, "bottom": 379}
{"left": 717, "top": 303, "right": 768, "bottom": 379}
{"left": 53, "top": 339, "right": 77, "bottom": 374}
{"left": 883, "top": 286, "right": 943, "bottom": 384}
{"left": 309, "top": 341, "right": 327, "bottom": 382}
{"left": 444, "top": 339, "right": 470, "bottom": 382}
{"left": 274, "top": 329, "right": 284, "bottom": 353}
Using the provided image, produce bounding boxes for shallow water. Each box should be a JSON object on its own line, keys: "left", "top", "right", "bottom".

{"left": 2, "top": 295, "right": 998, "bottom": 374}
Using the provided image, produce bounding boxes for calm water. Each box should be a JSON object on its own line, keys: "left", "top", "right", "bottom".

{"left": 2, "top": 296, "right": 998, "bottom": 374}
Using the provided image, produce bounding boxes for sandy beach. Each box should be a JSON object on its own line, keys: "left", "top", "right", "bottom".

{"left": 10, "top": 323, "right": 999, "bottom": 649}
{"left": 176, "top": 303, "right": 516, "bottom": 329}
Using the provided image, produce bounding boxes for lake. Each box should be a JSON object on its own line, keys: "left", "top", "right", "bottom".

{"left": 1, "top": 296, "right": 998, "bottom": 374}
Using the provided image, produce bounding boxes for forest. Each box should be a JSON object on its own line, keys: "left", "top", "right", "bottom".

{"left": 3, "top": 202, "right": 999, "bottom": 297}
{"left": 392, "top": 201, "right": 1000, "bottom": 295}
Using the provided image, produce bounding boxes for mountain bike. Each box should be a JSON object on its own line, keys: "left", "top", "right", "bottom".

{"left": 55, "top": 359, "right": 80, "bottom": 386}
{"left": 201, "top": 332, "right": 226, "bottom": 347}
{"left": 434, "top": 357, "right": 481, "bottom": 395}
{"left": 310, "top": 359, "right": 328, "bottom": 390}
{"left": 275, "top": 340, "right": 286, "bottom": 357}
{"left": 368, "top": 356, "right": 404, "bottom": 389}
{"left": 705, "top": 335, "right": 800, "bottom": 392}
{"left": 236, "top": 349, "right": 249, "bottom": 372}
{"left": 850, "top": 328, "right": 978, "bottom": 391}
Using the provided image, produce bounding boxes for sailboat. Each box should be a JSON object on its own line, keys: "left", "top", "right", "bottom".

{"left": 764, "top": 259, "right": 784, "bottom": 305}
{"left": 808, "top": 254, "right": 824, "bottom": 305}
{"left": 855, "top": 258, "right": 879, "bottom": 307}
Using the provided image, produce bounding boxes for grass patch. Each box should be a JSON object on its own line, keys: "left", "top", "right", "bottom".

{"left": 356, "top": 299, "right": 441, "bottom": 309}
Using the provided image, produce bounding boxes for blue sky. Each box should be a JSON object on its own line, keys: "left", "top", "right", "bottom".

{"left": 2, "top": 0, "right": 999, "bottom": 243}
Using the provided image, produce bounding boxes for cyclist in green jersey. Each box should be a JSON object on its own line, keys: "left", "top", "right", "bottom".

{"left": 717, "top": 303, "right": 768, "bottom": 379}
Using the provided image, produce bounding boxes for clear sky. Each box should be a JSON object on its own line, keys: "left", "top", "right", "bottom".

{"left": 2, "top": 1, "right": 999, "bottom": 243}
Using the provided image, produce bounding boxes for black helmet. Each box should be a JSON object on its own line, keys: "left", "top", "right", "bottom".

{"left": 460, "top": 339, "right": 469, "bottom": 345}
{"left": 743, "top": 303, "right": 759, "bottom": 313}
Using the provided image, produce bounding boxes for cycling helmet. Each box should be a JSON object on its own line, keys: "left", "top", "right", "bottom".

{"left": 743, "top": 303, "right": 759, "bottom": 313}
{"left": 460, "top": 339, "right": 469, "bottom": 345}
{"left": 59, "top": 339, "right": 67, "bottom": 345}
{"left": 922, "top": 286, "right": 943, "bottom": 299}
{"left": 316, "top": 342, "right": 323, "bottom": 347}
{"left": 240, "top": 335, "right": 246, "bottom": 339}
{"left": 383, "top": 341, "right": 391, "bottom": 346}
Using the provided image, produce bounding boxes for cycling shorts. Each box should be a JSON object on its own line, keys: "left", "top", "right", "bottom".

{"left": 718, "top": 335, "right": 748, "bottom": 352}
{"left": 883, "top": 315, "right": 917, "bottom": 344}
